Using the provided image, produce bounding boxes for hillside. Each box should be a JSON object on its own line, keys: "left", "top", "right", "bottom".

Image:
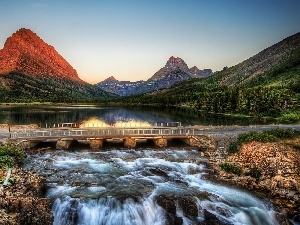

{"left": 205, "top": 32, "right": 300, "bottom": 88}
{"left": 120, "top": 32, "right": 300, "bottom": 120}
{"left": 0, "top": 71, "right": 114, "bottom": 102}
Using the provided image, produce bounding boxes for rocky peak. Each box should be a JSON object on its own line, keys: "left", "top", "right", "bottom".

{"left": 167, "top": 56, "right": 182, "bottom": 65}
{"left": 149, "top": 56, "right": 191, "bottom": 81}
{"left": 165, "top": 56, "right": 189, "bottom": 72}
{"left": 0, "top": 28, "right": 82, "bottom": 82}
{"left": 189, "top": 66, "right": 199, "bottom": 75}
{"left": 104, "top": 76, "right": 118, "bottom": 82}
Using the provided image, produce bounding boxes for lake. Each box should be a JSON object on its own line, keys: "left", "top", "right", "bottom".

{"left": 0, "top": 105, "right": 275, "bottom": 126}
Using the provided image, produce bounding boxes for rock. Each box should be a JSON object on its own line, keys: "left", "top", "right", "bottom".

{"left": 155, "top": 195, "right": 177, "bottom": 214}
{"left": 149, "top": 168, "right": 169, "bottom": 178}
{"left": 165, "top": 214, "right": 183, "bottom": 225}
{"left": 0, "top": 168, "right": 53, "bottom": 224}
{"left": 207, "top": 139, "right": 300, "bottom": 220}
{"left": 177, "top": 196, "right": 198, "bottom": 217}
{"left": 155, "top": 194, "right": 201, "bottom": 224}
{"left": 198, "top": 209, "right": 231, "bottom": 225}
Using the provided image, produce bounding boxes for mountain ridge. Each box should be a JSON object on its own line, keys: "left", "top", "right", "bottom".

{"left": 96, "top": 56, "right": 212, "bottom": 96}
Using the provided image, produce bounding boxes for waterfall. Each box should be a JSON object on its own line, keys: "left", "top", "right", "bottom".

{"left": 26, "top": 149, "right": 280, "bottom": 225}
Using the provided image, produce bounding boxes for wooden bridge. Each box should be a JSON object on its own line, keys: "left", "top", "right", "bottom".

{"left": 9, "top": 126, "right": 211, "bottom": 149}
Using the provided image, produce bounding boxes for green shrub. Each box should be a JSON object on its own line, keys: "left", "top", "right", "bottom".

{"left": 220, "top": 162, "right": 242, "bottom": 176}
{"left": 245, "top": 168, "right": 261, "bottom": 180}
{"left": 0, "top": 156, "right": 14, "bottom": 169}
{"left": 228, "top": 142, "right": 239, "bottom": 154}
{"left": 227, "top": 128, "right": 300, "bottom": 154}
{"left": 237, "top": 131, "right": 276, "bottom": 143}
{"left": 227, "top": 131, "right": 276, "bottom": 154}
{"left": 8, "top": 177, "right": 16, "bottom": 185}
{"left": 0, "top": 144, "right": 25, "bottom": 162}
{"left": 263, "top": 128, "right": 300, "bottom": 139}
{"left": 278, "top": 111, "right": 300, "bottom": 124}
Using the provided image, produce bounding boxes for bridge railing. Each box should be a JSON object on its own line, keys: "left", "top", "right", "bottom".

{"left": 10, "top": 128, "right": 198, "bottom": 139}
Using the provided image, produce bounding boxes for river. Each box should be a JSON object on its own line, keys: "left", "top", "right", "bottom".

{"left": 24, "top": 149, "right": 281, "bottom": 225}
{"left": 2, "top": 105, "right": 284, "bottom": 224}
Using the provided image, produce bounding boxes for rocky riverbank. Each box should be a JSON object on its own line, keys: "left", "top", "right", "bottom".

{"left": 0, "top": 167, "right": 53, "bottom": 225}
{"left": 205, "top": 135, "right": 300, "bottom": 224}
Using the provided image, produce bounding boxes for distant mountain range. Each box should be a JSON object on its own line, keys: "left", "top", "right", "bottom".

{"left": 0, "top": 28, "right": 299, "bottom": 103}
{"left": 96, "top": 56, "right": 213, "bottom": 96}
{"left": 0, "top": 28, "right": 113, "bottom": 102}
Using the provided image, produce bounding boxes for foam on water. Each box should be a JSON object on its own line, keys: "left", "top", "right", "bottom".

{"left": 27, "top": 149, "right": 280, "bottom": 225}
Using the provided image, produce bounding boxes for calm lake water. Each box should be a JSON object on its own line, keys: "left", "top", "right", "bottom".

{"left": 0, "top": 105, "right": 275, "bottom": 126}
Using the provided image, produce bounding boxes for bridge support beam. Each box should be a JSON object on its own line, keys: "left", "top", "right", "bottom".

{"left": 90, "top": 138, "right": 103, "bottom": 149}
{"left": 124, "top": 138, "right": 136, "bottom": 148}
{"left": 19, "top": 140, "right": 40, "bottom": 149}
{"left": 180, "top": 137, "right": 198, "bottom": 147}
{"left": 152, "top": 138, "right": 167, "bottom": 148}
{"left": 56, "top": 138, "right": 73, "bottom": 150}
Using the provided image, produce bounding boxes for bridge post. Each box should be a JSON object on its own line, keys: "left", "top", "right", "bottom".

{"left": 124, "top": 137, "right": 136, "bottom": 148}
{"left": 56, "top": 138, "right": 73, "bottom": 150}
{"left": 90, "top": 138, "right": 104, "bottom": 149}
{"left": 152, "top": 138, "right": 167, "bottom": 148}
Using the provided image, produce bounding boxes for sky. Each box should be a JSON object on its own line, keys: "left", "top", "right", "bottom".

{"left": 0, "top": 0, "right": 300, "bottom": 84}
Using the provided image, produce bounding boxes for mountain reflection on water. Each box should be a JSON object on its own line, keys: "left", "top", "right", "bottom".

{"left": 0, "top": 105, "right": 275, "bottom": 126}
{"left": 25, "top": 149, "right": 280, "bottom": 225}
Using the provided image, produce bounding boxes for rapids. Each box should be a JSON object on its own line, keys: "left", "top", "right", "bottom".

{"left": 25, "top": 149, "right": 280, "bottom": 225}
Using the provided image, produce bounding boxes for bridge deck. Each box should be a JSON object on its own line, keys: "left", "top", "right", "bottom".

{"left": 9, "top": 127, "right": 202, "bottom": 140}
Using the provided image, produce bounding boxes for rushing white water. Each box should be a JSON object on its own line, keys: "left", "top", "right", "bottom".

{"left": 26, "top": 149, "right": 280, "bottom": 225}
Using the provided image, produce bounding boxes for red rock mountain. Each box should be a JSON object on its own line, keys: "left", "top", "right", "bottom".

{"left": 0, "top": 28, "right": 82, "bottom": 82}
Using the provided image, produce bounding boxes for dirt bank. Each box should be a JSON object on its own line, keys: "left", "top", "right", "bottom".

{"left": 205, "top": 136, "right": 300, "bottom": 224}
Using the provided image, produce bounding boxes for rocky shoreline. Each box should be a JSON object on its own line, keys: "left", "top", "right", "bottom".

{"left": 0, "top": 168, "right": 53, "bottom": 225}
{"left": 1, "top": 127, "right": 300, "bottom": 224}
{"left": 204, "top": 134, "right": 300, "bottom": 225}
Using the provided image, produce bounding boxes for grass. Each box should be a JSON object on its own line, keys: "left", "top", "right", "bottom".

{"left": 228, "top": 128, "right": 300, "bottom": 153}
{"left": 245, "top": 168, "right": 261, "bottom": 180}
{"left": 278, "top": 111, "right": 300, "bottom": 124}
{"left": 0, "top": 144, "right": 25, "bottom": 170}
{"left": 220, "top": 162, "right": 242, "bottom": 176}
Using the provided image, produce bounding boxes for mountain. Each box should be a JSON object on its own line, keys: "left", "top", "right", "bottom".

{"left": 148, "top": 56, "right": 191, "bottom": 81}
{"left": 96, "top": 76, "right": 146, "bottom": 96}
{"left": 0, "top": 28, "right": 82, "bottom": 82}
{"left": 209, "top": 32, "right": 300, "bottom": 87}
{"left": 0, "top": 28, "right": 113, "bottom": 102}
{"left": 189, "top": 66, "right": 199, "bottom": 75}
{"left": 189, "top": 66, "right": 213, "bottom": 77}
{"left": 96, "top": 56, "right": 211, "bottom": 96}
{"left": 121, "top": 32, "right": 300, "bottom": 112}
